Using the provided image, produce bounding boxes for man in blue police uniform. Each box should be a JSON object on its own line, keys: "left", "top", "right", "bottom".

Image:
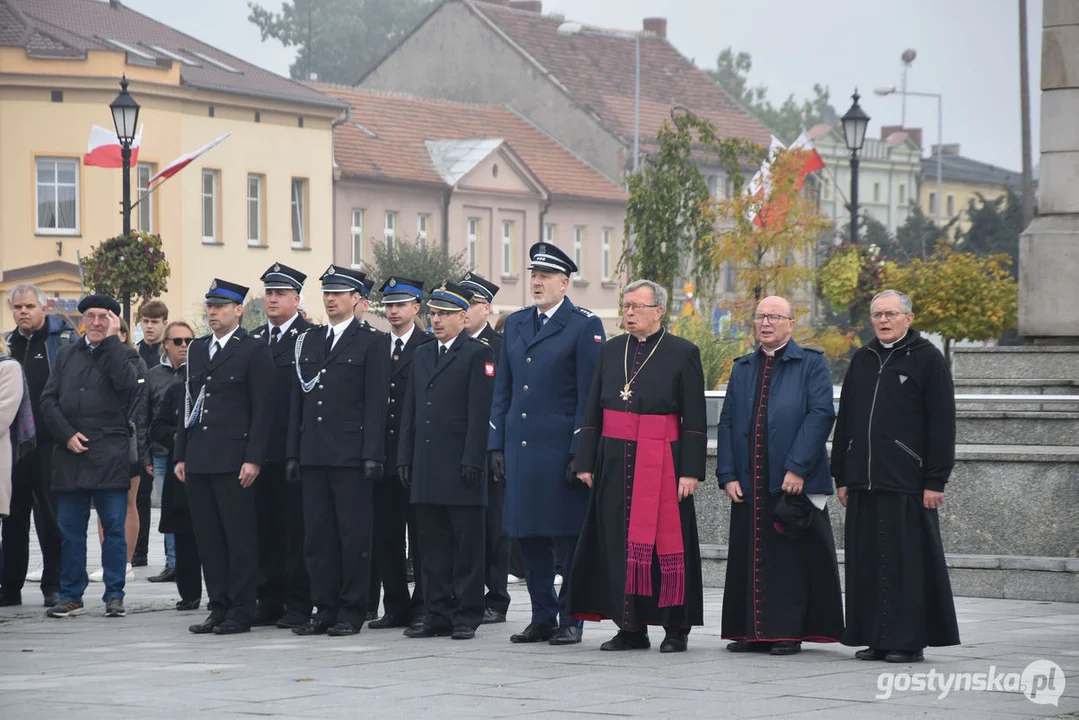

{"left": 249, "top": 263, "right": 314, "bottom": 630}
{"left": 460, "top": 272, "right": 511, "bottom": 624}
{"left": 176, "top": 279, "right": 275, "bottom": 635}
{"left": 369, "top": 276, "right": 433, "bottom": 630}
{"left": 399, "top": 282, "right": 496, "bottom": 640}
{"left": 287, "top": 265, "right": 389, "bottom": 637}
{"left": 488, "top": 243, "right": 605, "bottom": 645}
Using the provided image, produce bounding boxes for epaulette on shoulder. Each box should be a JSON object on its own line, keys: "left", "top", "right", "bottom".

{"left": 574, "top": 306, "right": 595, "bottom": 318}
{"left": 510, "top": 305, "right": 533, "bottom": 315}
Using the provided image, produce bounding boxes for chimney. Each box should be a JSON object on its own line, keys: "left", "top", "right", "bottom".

{"left": 882, "top": 125, "right": 922, "bottom": 149}
{"left": 509, "top": 1, "right": 542, "bottom": 11}
{"left": 931, "top": 143, "right": 960, "bottom": 156}
{"left": 642, "top": 17, "right": 667, "bottom": 39}
{"left": 109, "top": 0, "right": 122, "bottom": 8}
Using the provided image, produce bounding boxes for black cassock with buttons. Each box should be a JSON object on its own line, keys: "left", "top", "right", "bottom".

{"left": 176, "top": 327, "right": 275, "bottom": 626}
{"left": 287, "top": 317, "right": 389, "bottom": 628}
{"left": 398, "top": 335, "right": 496, "bottom": 631}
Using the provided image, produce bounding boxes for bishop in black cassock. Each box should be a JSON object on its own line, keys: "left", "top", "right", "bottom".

{"left": 568, "top": 281, "right": 706, "bottom": 653}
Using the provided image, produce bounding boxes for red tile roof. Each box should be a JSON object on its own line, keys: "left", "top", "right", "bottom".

{"left": 0, "top": 0, "right": 343, "bottom": 110}
{"left": 469, "top": 1, "right": 771, "bottom": 149}
{"left": 318, "top": 85, "right": 627, "bottom": 203}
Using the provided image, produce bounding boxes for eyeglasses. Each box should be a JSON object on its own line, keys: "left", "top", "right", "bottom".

{"left": 621, "top": 303, "right": 660, "bottom": 312}
{"left": 83, "top": 312, "right": 109, "bottom": 324}
{"left": 870, "top": 311, "right": 906, "bottom": 321}
{"left": 168, "top": 337, "right": 193, "bottom": 346}
{"left": 752, "top": 313, "right": 791, "bottom": 324}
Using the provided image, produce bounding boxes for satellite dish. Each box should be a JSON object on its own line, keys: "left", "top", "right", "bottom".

{"left": 901, "top": 49, "right": 917, "bottom": 64}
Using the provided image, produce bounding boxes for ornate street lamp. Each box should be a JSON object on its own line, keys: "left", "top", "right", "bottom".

{"left": 109, "top": 75, "right": 141, "bottom": 322}
{"left": 841, "top": 90, "right": 870, "bottom": 245}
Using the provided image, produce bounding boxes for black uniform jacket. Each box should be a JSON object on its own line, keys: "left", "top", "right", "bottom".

{"left": 287, "top": 318, "right": 389, "bottom": 468}
{"left": 176, "top": 327, "right": 275, "bottom": 474}
{"left": 381, "top": 326, "right": 434, "bottom": 478}
{"left": 250, "top": 317, "right": 313, "bottom": 465}
{"left": 476, "top": 323, "right": 503, "bottom": 359}
{"left": 398, "top": 335, "right": 495, "bottom": 507}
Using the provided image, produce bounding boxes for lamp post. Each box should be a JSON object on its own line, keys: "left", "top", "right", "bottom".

{"left": 875, "top": 86, "right": 942, "bottom": 230}
{"left": 840, "top": 90, "right": 870, "bottom": 245}
{"left": 109, "top": 75, "right": 141, "bottom": 323}
{"left": 557, "top": 21, "right": 640, "bottom": 174}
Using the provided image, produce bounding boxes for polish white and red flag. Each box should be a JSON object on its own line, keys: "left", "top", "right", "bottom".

{"left": 149, "top": 133, "right": 232, "bottom": 184}
{"left": 83, "top": 125, "right": 142, "bottom": 168}
{"left": 746, "top": 131, "right": 825, "bottom": 226}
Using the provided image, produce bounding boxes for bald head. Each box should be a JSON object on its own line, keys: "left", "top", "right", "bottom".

{"left": 753, "top": 296, "right": 795, "bottom": 351}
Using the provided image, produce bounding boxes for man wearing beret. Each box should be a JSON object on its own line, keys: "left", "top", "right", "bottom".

{"left": 176, "top": 279, "right": 275, "bottom": 635}
{"left": 40, "top": 295, "right": 146, "bottom": 619}
{"left": 398, "top": 282, "right": 496, "bottom": 640}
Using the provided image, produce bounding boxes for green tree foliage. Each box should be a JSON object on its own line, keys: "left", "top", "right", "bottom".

{"left": 670, "top": 314, "right": 750, "bottom": 389}
{"left": 705, "top": 48, "right": 831, "bottom": 143}
{"left": 247, "top": 0, "right": 435, "bottom": 84}
{"left": 366, "top": 238, "right": 469, "bottom": 323}
{"left": 954, "top": 189, "right": 1025, "bottom": 274}
{"left": 892, "top": 204, "right": 950, "bottom": 263}
{"left": 80, "top": 231, "right": 171, "bottom": 310}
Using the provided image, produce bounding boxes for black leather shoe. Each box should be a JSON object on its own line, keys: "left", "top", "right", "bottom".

{"left": 549, "top": 626, "right": 582, "bottom": 645}
{"left": 770, "top": 641, "right": 802, "bottom": 656}
{"left": 275, "top": 612, "right": 311, "bottom": 629}
{"left": 368, "top": 613, "right": 411, "bottom": 629}
{"left": 131, "top": 556, "right": 148, "bottom": 568}
{"left": 293, "top": 619, "right": 334, "bottom": 636}
{"left": 481, "top": 607, "right": 507, "bottom": 624}
{"left": 327, "top": 621, "right": 362, "bottom": 636}
{"left": 660, "top": 632, "right": 688, "bottom": 653}
{"left": 251, "top": 606, "right": 284, "bottom": 627}
{"left": 727, "top": 640, "right": 770, "bottom": 653}
{"left": 451, "top": 626, "right": 476, "bottom": 640}
{"left": 212, "top": 619, "right": 250, "bottom": 635}
{"left": 147, "top": 567, "right": 176, "bottom": 583}
{"left": 365, "top": 611, "right": 379, "bottom": 621}
{"left": 510, "top": 623, "right": 557, "bottom": 643}
{"left": 855, "top": 647, "right": 888, "bottom": 661}
{"left": 43, "top": 592, "right": 60, "bottom": 608}
{"left": 189, "top": 613, "right": 225, "bottom": 634}
{"left": 885, "top": 650, "right": 924, "bottom": 663}
{"left": 601, "top": 630, "right": 650, "bottom": 651}
{"left": 175, "top": 599, "right": 200, "bottom": 611}
{"left": 403, "top": 623, "right": 452, "bottom": 638}
{"left": 0, "top": 591, "right": 23, "bottom": 607}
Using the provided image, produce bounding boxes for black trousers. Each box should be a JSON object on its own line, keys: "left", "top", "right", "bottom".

{"left": 133, "top": 466, "right": 153, "bottom": 562}
{"left": 255, "top": 463, "right": 311, "bottom": 616}
{"left": 415, "top": 504, "right": 485, "bottom": 630}
{"left": 371, "top": 474, "right": 413, "bottom": 619}
{"left": 302, "top": 466, "right": 373, "bottom": 627}
{"left": 1, "top": 442, "right": 61, "bottom": 596}
{"left": 484, "top": 476, "right": 511, "bottom": 614}
{"left": 186, "top": 472, "right": 258, "bottom": 624}
{"left": 407, "top": 503, "right": 425, "bottom": 612}
{"left": 173, "top": 531, "right": 203, "bottom": 604}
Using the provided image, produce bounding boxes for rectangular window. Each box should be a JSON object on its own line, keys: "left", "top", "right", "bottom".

{"left": 544, "top": 223, "right": 556, "bottom": 243}
{"left": 35, "top": 158, "right": 79, "bottom": 234}
{"left": 350, "top": 209, "right": 365, "bottom": 268}
{"left": 201, "top": 169, "right": 217, "bottom": 242}
{"left": 602, "top": 228, "right": 612, "bottom": 281}
{"left": 290, "top": 178, "right": 307, "bottom": 248}
{"left": 467, "top": 217, "right": 480, "bottom": 271}
{"left": 247, "top": 174, "right": 262, "bottom": 245}
{"left": 384, "top": 211, "right": 397, "bottom": 252}
{"left": 573, "top": 226, "right": 585, "bottom": 279}
{"left": 501, "top": 220, "right": 513, "bottom": 277}
{"left": 822, "top": 177, "right": 831, "bottom": 200}
{"left": 898, "top": 184, "right": 906, "bottom": 204}
{"left": 928, "top": 192, "right": 937, "bottom": 214}
{"left": 873, "top": 182, "right": 881, "bottom": 203}
{"left": 137, "top": 162, "right": 154, "bottom": 233}
{"left": 946, "top": 195, "right": 955, "bottom": 217}
{"left": 417, "top": 213, "right": 429, "bottom": 249}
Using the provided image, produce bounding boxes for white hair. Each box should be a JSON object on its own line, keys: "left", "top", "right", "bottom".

{"left": 622, "top": 279, "right": 668, "bottom": 309}
{"left": 9, "top": 283, "right": 47, "bottom": 306}
{"left": 871, "top": 289, "right": 913, "bottom": 314}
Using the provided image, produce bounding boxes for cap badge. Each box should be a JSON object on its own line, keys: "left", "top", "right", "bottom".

{"left": 437, "top": 281, "right": 447, "bottom": 292}
{"left": 537, "top": 244, "right": 546, "bottom": 254}
{"left": 327, "top": 266, "right": 336, "bottom": 275}
{"left": 209, "top": 280, "right": 218, "bottom": 290}
{"left": 273, "top": 264, "right": 281, "bottom": 272}
{"left": 389, "top": 278, "right": 397, "bottom": 287}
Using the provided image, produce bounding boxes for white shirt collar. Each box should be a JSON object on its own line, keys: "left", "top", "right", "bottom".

{"left": 880, "top": 332, "right": 909, "bottom": 349}
{"left": 439, "top": 334, "right": 460, "bottom": 353}
{"left": 211, "top": 326, "right": 239, "bottom": 350}
{"left": 470, "top": 326, "right": 486, "bottom": 339}
{"left": 391, "top": 322, "right": 416, "bottom": 350}
{"left": 327, "top": 316, "right": 355, "bottom": 338}
{"left": 762, "top": 341, "right": 789, "bottom": 358}
{"left": 537, "top": 298, "right": 565, "bottom": 320}
{"left": 270, "top": 313, "right": 299, "bottom": 337}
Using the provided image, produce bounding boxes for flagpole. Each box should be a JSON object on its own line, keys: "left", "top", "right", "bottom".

{"left": 129, "top": 175, "right": 172, "bottom": 211}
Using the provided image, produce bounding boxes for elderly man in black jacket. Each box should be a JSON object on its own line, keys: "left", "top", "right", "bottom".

{"left": 40, "top": 294, "right": 145, "bottom": 619}
{"left": 831, "top": 289, "right": 960, "bottom": 664}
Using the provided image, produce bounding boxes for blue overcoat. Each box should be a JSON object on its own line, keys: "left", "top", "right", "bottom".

{"left": 716, "top": 340, "right": 836, "bottom": 496}
{"left": 488, "top": 298, "right": 604, "bottom": 537}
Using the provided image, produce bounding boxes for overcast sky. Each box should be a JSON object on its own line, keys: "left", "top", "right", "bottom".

{"left": 124, "top": 0, "right": 1041, "bottom": 172}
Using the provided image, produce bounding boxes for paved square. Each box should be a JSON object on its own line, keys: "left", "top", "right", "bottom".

{"left": 1, "top": 512, "right": 1076, "bottom": 719}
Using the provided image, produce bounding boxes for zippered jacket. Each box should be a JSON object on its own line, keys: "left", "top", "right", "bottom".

{"left": 830, "top": 330, "right": 956, "bottom": 493}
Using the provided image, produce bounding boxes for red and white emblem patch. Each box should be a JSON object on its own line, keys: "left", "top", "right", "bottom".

{"left": 484, "top": 362, "right": 496, "bottom": 377}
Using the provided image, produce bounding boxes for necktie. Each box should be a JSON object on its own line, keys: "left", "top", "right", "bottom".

{"left": 325, "top": 328, "right": 335, "bottom": 356}
{"left": 270, "top": 326, "right": 281, "bottom": 344}
{"left": 538, "top": 312, "right": 548, "bottom": 331}
{"left": 210, "top": 340, "right": 221, "bottom": 360}
{"left": 394, "top": 337, "right": 404, "bottom": 361}
{"left": 438, "top": 345, "right": 448, "bottom": 363}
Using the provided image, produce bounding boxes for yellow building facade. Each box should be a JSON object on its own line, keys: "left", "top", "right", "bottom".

{"left": 0, "top": 2, "right": 344, "bottom": 331}
{"left": 919, "top": 147, "right": 1022, "bottom": 236}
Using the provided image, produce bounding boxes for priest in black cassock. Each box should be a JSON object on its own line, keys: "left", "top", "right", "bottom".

{"left": 717, "top": 295, "right": 844, "bottom": 656}
{"left": 568, "top": 279, "right": 706, "bottom": 653}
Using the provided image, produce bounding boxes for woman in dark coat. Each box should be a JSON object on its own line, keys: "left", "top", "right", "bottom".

{"left": 152, "top": 382, "right": 202, "bottom": 610}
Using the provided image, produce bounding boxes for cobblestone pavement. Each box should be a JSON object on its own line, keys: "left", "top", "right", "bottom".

{"left": 0, "top": 510, "right": 1076, "bottom": 719}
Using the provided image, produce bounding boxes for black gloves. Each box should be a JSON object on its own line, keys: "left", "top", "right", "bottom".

{"left": 363, "top": 460, "right": 383, "bottom": 482}
{"left": 462, "top": 465, "right": 483, "bottom": 489}
{"left": 397, "top": 466, "right": 411, "bottom": 488}
{"left": 285, "top": 458, "right": 301, "bottom": 485}
{"left": 489, "top": 450, "right": 506, "bottom": 483}
{"left": 566, "top": 455, "right": 579, "bottom": 487}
